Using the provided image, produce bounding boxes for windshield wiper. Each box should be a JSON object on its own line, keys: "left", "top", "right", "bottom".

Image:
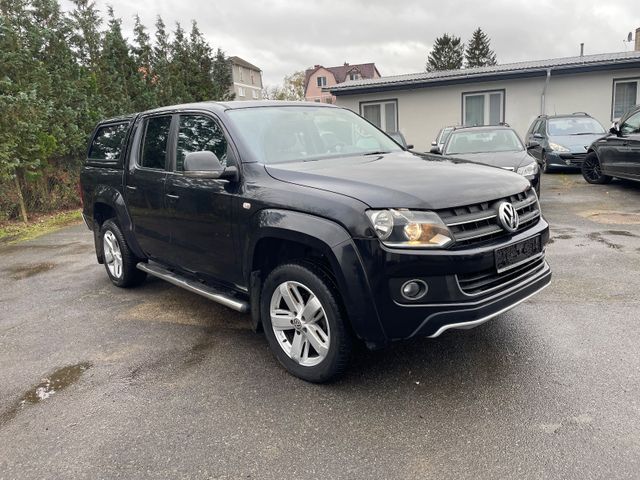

{"left": 575, "top": 132, "right": 602, "bottom": 135}
{"left": 363, "top": 151, "right": 391, "bottom": 156}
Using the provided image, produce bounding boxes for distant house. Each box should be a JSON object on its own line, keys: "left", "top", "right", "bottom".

{"left": 229, "top": 56, "right": 263, "bottom": 100}
{"left": 330, "top": 36, "right": 640, "bottom": 151}
{"left": 304, "top": 62, "right": 381, "bottom": 103}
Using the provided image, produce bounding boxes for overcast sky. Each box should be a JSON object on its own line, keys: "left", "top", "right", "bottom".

{"left": 62, "top": 0, "right": 640, "bottom": 86}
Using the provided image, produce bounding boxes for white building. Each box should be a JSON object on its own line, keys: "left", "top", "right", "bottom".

{"left": 330, "top": 40, "right": 640, "bottom": 152}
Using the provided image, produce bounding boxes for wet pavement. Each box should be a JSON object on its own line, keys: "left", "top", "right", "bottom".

{"left": 1, "top": 172, "right": 640, "bottom": 479}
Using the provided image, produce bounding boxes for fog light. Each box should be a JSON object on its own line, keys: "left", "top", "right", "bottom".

{"left": 401, "top": 280, "right": 428, "bottom": 300}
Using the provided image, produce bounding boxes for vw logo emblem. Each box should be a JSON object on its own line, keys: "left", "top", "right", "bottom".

{"left": 497, "top": 202, "right": 520, "bottom": 232}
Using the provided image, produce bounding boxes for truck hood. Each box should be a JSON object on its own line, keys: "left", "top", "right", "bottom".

{"left": 549, "top": 134, "right": 605, "bottom": 153}
{"left": 447, "top": 150, "right": 534, "bottom": 170}
{"left": 264, "top": 152, "right": 530, "bottom": 209}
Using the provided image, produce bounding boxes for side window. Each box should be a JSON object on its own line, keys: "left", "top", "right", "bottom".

{"left": 620, "top": 111, "right": 640, "bottom": 135}
{"left": 89, "top": 123, "right": 129, "bottom": 161}
{"left": 527, "top": 120, "right": 539, "bottom": 137}
{"left": 536, "top": 120, "right": 547, "bottom": 136}
{"left": 176, "top": 114, "right": 228, "bottom": 171}
{"left": 140, "top": 116, "right": 172, "bottom": 170}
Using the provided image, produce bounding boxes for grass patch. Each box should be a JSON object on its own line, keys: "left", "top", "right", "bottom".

{"left": 0, "top": 209, "right": 83, "bottom": 245}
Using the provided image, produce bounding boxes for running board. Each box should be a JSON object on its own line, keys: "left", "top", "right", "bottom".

{"left": 136, "top": 262, "right": 250, "bottom": 313}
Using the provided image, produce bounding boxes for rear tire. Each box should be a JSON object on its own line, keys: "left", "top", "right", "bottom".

{"left": 581, "top": 152, "right": 612, "bottom": 184}
{"left": 261, "top": 262, "right": 351, "bottom": 383}
{"left": 100, "top": 219, "right": 146, "bottom": 288}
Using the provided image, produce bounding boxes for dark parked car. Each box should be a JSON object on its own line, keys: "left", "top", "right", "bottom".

{"left": 430, "top": 125, "right": 457, "bottom": 153}
{"left": 438, "top": 125, "right": 541, "bottom": 195}
{"left": 581, "top": 105, "right": 640, "bottom": 184}
{"left": 525, "top": 112, "right": 606, "bottom": 172}
{"left": 80, "top": 101, "right": 551, "bottom": 382}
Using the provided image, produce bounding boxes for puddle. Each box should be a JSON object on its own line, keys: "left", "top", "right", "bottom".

{"left": 4, "top": 262, "right": 56, "bottom": 280}
{"left": 580, "top": 211, "right": 640, "bottom": 225}
{"left": 586, "top": 232, "right": 622, "bottom": 250}
{"left": 0, "top": 362, "right": 92, "bottom": 427}
{"left": 603, "top": 230, "right": 637, "bottom": 237}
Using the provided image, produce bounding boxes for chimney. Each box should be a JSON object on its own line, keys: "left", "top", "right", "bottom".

{"left": 580, "top": 43, "right": 584, "bottom": 57}
{"left": 636, "top": 27, "right": 640, "bottom": 51}
{"left": 344, "top": 62, "right": 349, "bottom": 66}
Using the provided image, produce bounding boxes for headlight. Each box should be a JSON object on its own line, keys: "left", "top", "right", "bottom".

{"left": 549, "top": 142, "right": 569, "bottom": 152}
{"left": 516, "top": 162, "right": 539, "bottom": 177}
{"left": 366, "top": 209, "right": 454, "bottom": 248}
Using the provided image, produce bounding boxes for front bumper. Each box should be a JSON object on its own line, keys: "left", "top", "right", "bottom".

{"left": 351, "top": 218, "right": 551, "bottom": 341}
{"left": 547, "top": 151, "right": 586, "bottom": 167}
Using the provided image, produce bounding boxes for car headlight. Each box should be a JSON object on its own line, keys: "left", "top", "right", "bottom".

{"left": 516, "top": 162, "right": 539, "bottom": 177}
{"left": 366, "top": 209, "right": 454, "bottom": 248}
{"left": 549, "top": 142, "right": 570, "bottom": 152}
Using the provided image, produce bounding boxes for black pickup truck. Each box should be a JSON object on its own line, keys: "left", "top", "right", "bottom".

{"left": 80, "top": 101, "right": 551, "bottom": 382}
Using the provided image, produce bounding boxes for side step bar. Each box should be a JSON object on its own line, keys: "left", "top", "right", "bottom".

{"left": 136, "top": 262, "right": 250, "bottom": 313}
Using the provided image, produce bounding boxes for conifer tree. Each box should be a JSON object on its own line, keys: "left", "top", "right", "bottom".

{"left": 426, "top": 34, "right": 464, "bottom": 72}
{"left": 465, "top": 28, "right": 497, "bottom": 68}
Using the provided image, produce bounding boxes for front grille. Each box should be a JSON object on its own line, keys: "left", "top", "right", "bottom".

{"left": 457, "top": 255, "right": 546, "bottom": 295}
{"left": 436, "top": 189, "right": 540, "bottom": 248}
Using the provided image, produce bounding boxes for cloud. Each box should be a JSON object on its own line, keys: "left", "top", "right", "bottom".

{"left": 61, "top": 0, "right": 640, "bottom": 85}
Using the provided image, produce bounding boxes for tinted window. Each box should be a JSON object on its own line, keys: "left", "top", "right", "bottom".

{"left": 89, "top": 123, "right": 129, "bottom": 160}
{"left": 535, "top": 120, "right": 546, "bottom": 136}
{"left": 140, "top": 116, "right": 172, "bottom": 169}
{"left": 621, "top": 111, "right": 640, "bottom": 135}
{"left": 176, "top": 115, "right": 228, "bottom": 171}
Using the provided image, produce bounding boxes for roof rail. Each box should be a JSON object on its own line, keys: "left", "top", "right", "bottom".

{"left": 498, "top": 122, "right": 511, "bottom": 127}
{"left": 571, "top": 111, "right": 590, "bottom": 116}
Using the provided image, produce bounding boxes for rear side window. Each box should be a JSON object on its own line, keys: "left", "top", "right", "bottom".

{"left": 176, "top": 114, "right": 228, "bottom": 171}
{"left": 89, "top": 123, "right": 129, "bottom": 161}
{"left": 140, "top": 116, "right": 172, "bottom": 170}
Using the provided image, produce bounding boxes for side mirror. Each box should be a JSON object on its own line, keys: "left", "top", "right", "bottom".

{"left": 405, "top": 144, "right": 414, "bottom": 150}
{"left": 431, "top": 140, "right": 438, "bottom": 147}
{"left": 533, "top": 133, "right": 544, "bottom": 139}
{"left": 184, "top": 151, "right": 237, "bottom": 180}
{"left": 527, "top": 141, "right": 540, "bottom": 150}
{"left": 609, "top": 122, "right": 620, "bottom": 135}
{"left": 429, "top": 146, "right": 441, "bottom": 154}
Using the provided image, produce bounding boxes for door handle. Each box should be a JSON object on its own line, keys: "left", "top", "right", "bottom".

{"left": 125, "top": 185, "right": 137, "bottom": 191}
{"left": 166, "top": 193, "right": 180, "bottom": 200}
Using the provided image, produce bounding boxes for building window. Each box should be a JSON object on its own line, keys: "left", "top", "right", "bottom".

{"left": 238, "top": 87, "right": 245, "bottom": 97}
{"left": 239, "top": 67, "right": 243, "bottom": 82}
{"left": 349, "top": 72, "right": 361, "bottom": 81}
{"left": 250, "top": 71, "right": 255, "bottom": 85}
{"left": 613, "top": 78, "right": 639, "bottom": 119}
{"left": 360, "top": 100, "right": 398, "bottom": 133}
{"left": 462, "top": 90, "right": 504, "bottom": 126}
{"left": 314, "top": 99, "right": 321, "bottom": 103}
{"left": 317, "top": 76, "right": 327, "bottom": 87}
{"left": 252, "top": 89, "right": 259, "bottom": 99}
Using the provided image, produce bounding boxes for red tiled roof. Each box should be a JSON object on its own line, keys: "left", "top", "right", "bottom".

{"left": 304, "top": 63, "right": 380, "bottom": 90}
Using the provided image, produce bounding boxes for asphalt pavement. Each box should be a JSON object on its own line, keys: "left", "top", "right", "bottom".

{"left": 1, "top": 172, "right": 640, "bottom": 479}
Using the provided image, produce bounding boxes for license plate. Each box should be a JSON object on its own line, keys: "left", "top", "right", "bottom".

{"left": 495, "top": 236, "right": 542, "bottom": 273}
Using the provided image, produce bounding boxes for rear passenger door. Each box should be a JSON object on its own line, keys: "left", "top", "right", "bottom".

{"left": 618, "top": 111, "right": 640, "bottom": 178}
{"left": 163, "top": 112, "right": 241, "bottom": 285}
{"left": 124, "top": 114, "right": 174, "bottom": 259}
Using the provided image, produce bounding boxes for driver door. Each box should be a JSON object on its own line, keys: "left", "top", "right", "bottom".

{"left": 163, "top": 112, "right": 241, "bottom": 286}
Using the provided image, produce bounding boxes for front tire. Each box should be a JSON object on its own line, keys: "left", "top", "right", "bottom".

{"left": 261, "top": 262, "right": 351, "bottom": 383}
{"left": 581, "top": 152, "right": 612, "bottom": 184}
{"left": 100, "top": 219, "right": 147, "bottom": 288}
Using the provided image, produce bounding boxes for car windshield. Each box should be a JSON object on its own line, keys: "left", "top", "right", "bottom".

{"left": 439, "top": 127, "right": 453, "bottom": 144}
{"left": 226, "top": 106, "right": 402, "bottom": 164}
{"left": 444, "top": 129, "right": 524, "bottom": 155}
{"left": 548, "top": 117, "right": 605, "bottom": 135}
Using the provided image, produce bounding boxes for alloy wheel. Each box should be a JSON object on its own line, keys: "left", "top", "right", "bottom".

{"left": 582, "top": 155, "right": 602, "bottom": 182}
{"left": 103, "top": 230, "right": 123, "bottom": 279}
{"left": 269, "top": 281, "right": 330, "bottom": 367}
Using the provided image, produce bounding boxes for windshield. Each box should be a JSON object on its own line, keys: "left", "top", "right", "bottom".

{"left": 548, "top": 117, "right": 605, "bottom": 135}
{"left": 226, "top": 106, "right": 402, "bottom": 164}
{"left": 444, "top": 129, "right": 524, "bottom": 155}
{"left": 438, "top": 127, "right": 453, "bottom": 145}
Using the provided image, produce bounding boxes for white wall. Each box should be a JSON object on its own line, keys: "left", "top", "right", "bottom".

{"left": 335, "top": 68, "right": 640, "bottom": 152}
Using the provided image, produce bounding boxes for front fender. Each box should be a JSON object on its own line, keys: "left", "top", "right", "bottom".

{"left": 245, "top": 209, "right": 388, "bottom": 348}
